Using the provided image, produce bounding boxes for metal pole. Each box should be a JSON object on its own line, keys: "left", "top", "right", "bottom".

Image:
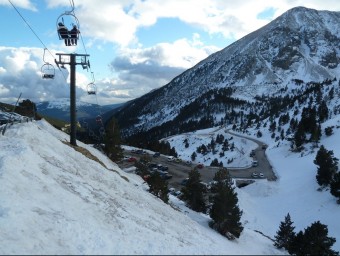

{"left": 70, "top": 54, "right": 77, "bottom": 146}
{"left": 55, "top": 53, "right": 89, "bottom": 146}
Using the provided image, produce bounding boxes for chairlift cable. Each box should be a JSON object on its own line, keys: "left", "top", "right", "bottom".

{"left": 7, "top": 0, "right": 53, "bottom": 58}
{"left": 7, "top": 0, "right": 68, "bottom": 82}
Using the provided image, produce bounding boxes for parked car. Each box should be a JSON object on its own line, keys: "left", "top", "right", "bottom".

{"left": 168, "top": 187, "right": 176, "bottom": 195}
{"left": 181, "top": 178, "right": 189, "bottom": 186}
{"left": 185, "top": 160, "right": 192, "bottom": 166}
{"left": 252, "top": 160, "right": 258, "bottom": 167}
{"left": 159, "top": 165, "right": 168, "bottom": 171}
{"left": 128, "top": 157, "right": 137, "bottom": 162}
{"left": 143, "top": 174, "right": 150, "bottom": 181}
{"left": 200, "top": 182, "right": 211, "bottom": 192}
{"left": 196, "top": 163, "right": 204, "bottom": 169}
{"left": 259, "top": 172, "right": 265, "bottom": 178}
{"left": 262, "top": 144, "right": 267, "bottom": 149}
{"left": 161, "top": 173, "right": 173, "bottom": 180}
{"left": 153, "top": 152, "right": 160, "bottom": 157}
{"left": 148, "top": 163, "right": 157, "bottom": 169}
{"left": 174, "top": 191, "right": 182, "bottom": 197}
{"left": 251, "top": 172, "right": 258, "bottom": 178}
{"left": 167, "top": 156, "right": 175, "bottom": 161}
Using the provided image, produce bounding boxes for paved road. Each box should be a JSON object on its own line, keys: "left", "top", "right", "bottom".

{"left": 118, "top": 130, "right": 277, "bottom": 190}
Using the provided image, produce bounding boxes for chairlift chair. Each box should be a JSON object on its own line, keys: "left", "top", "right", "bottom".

{"left": 95, "top": 115, "right": 103, "bottom": 125}
{"left": 41, "top": 63, "right": 55, "bottom": 79}
{"left": 99, "top": 127, "right": 105, "bottom": 136}
{"left": 87, "top": 83, "right": 96, "bottom": 95}
{"left": 56, "top": 8, "right": 80, "bottom": 46}
{"left": 82, "top": 121, "right": 88, "bottom": 129}
{"left": 89, "top": 129, "right": 94, "bottom": 137}
{"left": 41, "top": 48, "right": 55, "bottom": 79}
{"left": 87, "top": 73, "right": 96, "bottom": 95}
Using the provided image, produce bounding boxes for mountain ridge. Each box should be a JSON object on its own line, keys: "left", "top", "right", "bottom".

{"left": 113, "top": 6, "right": 340, "bottom": 142}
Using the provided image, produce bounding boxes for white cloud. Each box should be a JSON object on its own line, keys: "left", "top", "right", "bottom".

{"left": 99, "top": 35, "right": 220, "bottom": 104}
{"left": 0, "top": 0, "right": 37, "bottom": 11}
{"left": 3, "top": 0, "right": 340, "bottom": 105}
{"left": 44, "top": 0, "right": 340, "bottom": 47}
{"left": 0, "top": 47, "right": 89, "bottom": 104}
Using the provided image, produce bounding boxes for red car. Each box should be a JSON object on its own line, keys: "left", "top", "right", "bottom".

{"left": 197, "top": 163, "right": 204, "bottom": 169}
{"left": 128, "top": 157, "right": 137, "bottom": 162}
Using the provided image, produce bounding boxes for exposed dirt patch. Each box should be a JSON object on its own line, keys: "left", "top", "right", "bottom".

{"left": 62, "top": 141, "right": 106, "bottom": 168}
{"left": 61, "top": 140, "right": 129, "bottom": 182}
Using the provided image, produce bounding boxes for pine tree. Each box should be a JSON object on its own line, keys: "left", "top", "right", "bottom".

{"left": 274, "top": 213, "right": 296, "bottom": 251}
{"left": 289, "top": 221, "right": 338, "bottom": 255}
{"left": 293, "top": 122, "right": 306, "bottom": 150}
{"left": 181, "top": 168, "right": 206, "bottom": 213}
{"left": 209, "top": 168, "right": 243, "bottom": 240}
{"left": 318, "top": 100, "right": 329, "bottom": 123}
{"left": 191, "top": 152, "right": 197, "bottom": 161}
{"left": 288, "top": 230, "right": 306, "bottom": 255}
{"left": 302, "top": 221, "right": 337, "bottom": 255}
{"left": 103, "top": 118, "right": 123, "bottom": 161}
{"left": 147, "top": 172, "right": 169, "bottom": 204}
{"left": 314, "top": 145, "right": 338, "bottom": 187}
{"left": 330, "top": 172, "right": 340, "bottom": 204}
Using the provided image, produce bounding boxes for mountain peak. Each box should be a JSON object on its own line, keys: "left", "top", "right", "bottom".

{"left": 114, "top": 7, "right": 340, "bottom": 138}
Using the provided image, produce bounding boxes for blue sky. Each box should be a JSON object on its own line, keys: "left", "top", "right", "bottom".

{"left": 1, "top": 0, "right": 340, "bottom": 106}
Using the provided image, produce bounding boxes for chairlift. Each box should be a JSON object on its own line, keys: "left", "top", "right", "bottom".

{"left": 89, "top": 129, "right": 94, "bottom": 137}
{"left": 41, "top": 48, "right": 55, "bottom": 79}
{"left": 56, "top": 3, "right": 80, "bottom": 46}
{"left": 82, "top": 121, "right": 88, "bottom": 129}
{"left": 87, "top": 72, "right": 96, "bottom": 95}
{"left": 95, "top": 115, "right": 103, "bottom": 124}
{"left": 99, "top": 127, "right": 105, "bottom": 136}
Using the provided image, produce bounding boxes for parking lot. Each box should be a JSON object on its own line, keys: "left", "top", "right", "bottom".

{"left": 117, "top": 144, "right": 276, "bottom": 191}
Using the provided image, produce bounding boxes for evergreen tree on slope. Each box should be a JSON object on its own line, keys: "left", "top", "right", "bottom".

{"left": 181, "top": 168, "right": 206, "bottom": 213}
{"left": 289, "top": 221, "right": 338, "bottom": 255}
{"left": 330, "top": 171, "right": 340, "bottom": 204}
{"left": 314, "top": 145, "right": 338, "bottom": 187}
{"left": 274, "top": 213, "right": 296, "bottom": 251}
{"left": 209, "top": 168, "right": 243, "bottom": 240}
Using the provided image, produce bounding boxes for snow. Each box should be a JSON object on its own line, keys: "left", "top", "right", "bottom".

{"left": 163, "top": 118, "right": 340, "bottom": 253}
{"left": 163, "top": 126, "right": 258, "bottom": 168}
{"left": 0, "top": 119, "right": 283, "bottom": 255}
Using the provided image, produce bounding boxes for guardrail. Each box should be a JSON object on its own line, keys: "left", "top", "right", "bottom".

{"left": 0, "top": 116, "right": 34, "bottom": 135}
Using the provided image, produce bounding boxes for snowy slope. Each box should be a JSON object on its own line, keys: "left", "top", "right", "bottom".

{"left": 164, "top": 117, "right": 340, "bottom": 253}
{"left": 0, "top": 119, "right": 282, "bottom": 255}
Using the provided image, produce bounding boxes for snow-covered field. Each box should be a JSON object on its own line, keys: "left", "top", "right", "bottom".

{"left": 0, "top": 119, "right": 284, "bottom": 255}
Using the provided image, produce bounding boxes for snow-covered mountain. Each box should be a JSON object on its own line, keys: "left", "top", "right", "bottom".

{"left": 0, "top": 119, "right": 282, "bottom": 255}
{"left": 114, "top": 6, "right": 340, "bottom": 140}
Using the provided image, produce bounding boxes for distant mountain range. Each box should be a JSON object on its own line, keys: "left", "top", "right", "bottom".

{"left": 36, "top": 98, "right": 124, "bottom": 124}
{"left": 112, "top": 6, "right": 340, "bottom": 144}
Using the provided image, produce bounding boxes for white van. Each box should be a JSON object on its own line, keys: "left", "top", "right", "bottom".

{"left": 167, "top": 156, "right": 175, "bottom": 161}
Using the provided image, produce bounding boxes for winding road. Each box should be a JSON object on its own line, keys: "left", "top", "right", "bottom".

{"left": 119, "top": 130, "right": 277, "bottom": 190}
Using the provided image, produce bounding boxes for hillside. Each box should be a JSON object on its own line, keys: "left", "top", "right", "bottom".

{"left": 163, "top": 116, "right": 340, "bottom": 253}
{"left": 0, "top": 119, "right": 283, "bottom": 255}
{"left": 113, "top": 6, "right": 340, "bottom": 144}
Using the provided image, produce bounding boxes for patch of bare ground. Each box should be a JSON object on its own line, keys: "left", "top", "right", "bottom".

{"left": 61, "top": 140, "right": 129, "bottom": 182}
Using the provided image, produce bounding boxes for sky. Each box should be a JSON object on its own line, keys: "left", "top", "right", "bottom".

{"left": 1, "top": 0, "right": 340, "bottom": 106}
{"left": 0, "top": 113, "right": 339, "bottom": 254}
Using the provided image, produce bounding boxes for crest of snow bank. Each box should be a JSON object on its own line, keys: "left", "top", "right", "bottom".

{"left": 0, "top": 120, "right": 280, "bottom": 255}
